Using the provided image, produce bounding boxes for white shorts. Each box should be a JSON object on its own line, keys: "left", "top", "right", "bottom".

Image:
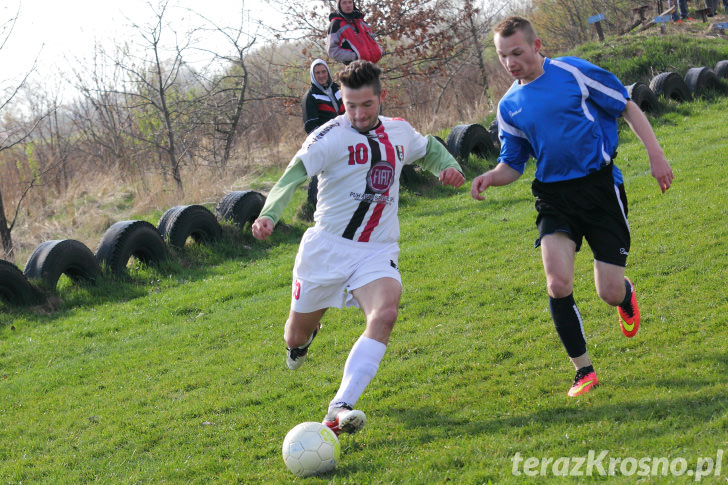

{"left": 290, "top": 227, "right": 401, "bottom": 313}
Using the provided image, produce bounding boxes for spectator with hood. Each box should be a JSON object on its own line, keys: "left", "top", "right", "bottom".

{"left": 302, "top": 59, "right": 345, "bottom": 134}
{"left": 327, "top": 0, "right": 383, "bottom": 65}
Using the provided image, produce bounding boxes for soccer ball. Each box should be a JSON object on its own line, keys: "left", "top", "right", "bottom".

{"left": 282, "top": 421, "right": 340, "bottom": 477}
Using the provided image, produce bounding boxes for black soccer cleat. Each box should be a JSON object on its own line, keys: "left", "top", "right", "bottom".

{"left": 286, "top": 329, "right": 318, "bottom": 370}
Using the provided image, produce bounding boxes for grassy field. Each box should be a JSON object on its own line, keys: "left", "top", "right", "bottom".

{"left": 569, "top": 32, "right": 728, "bottom": 85}
{"left": 1, "top": 95, "right": 727, "bottom": 483}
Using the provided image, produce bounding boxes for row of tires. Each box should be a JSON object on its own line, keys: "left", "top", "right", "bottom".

{"left": 443, "top": 62, "right": 728, "bottom": 167}
{"left": 0, "top": 191, "right": 265, "bottom": 307}
{"left": 629, "top": 62, "right": 728, "bottom": 112}
{"left": 396, "top": 126, "right": 497, "bottom": 188}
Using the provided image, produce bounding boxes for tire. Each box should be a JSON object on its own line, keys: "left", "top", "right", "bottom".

{"left": 684, "top": 67, "right": 721, "bottom": 96}
{"left": 96, "top": 220, "right": 167, "bottom": 274}
{"left": 400, "top": 165, "right": 417, "bottom": 187}
{"left": 487, "top": 119, "right": 500, "bottom": 147}
{"left": 157, "top": 205, "right": 185, "bottom": 238}
{"left": 402, "top": 135, "right": 444, "bottom": 188}
{"left": 626, "top": 82, "right": 659, "bottom": 113}
{"left": 0, "top": 259, "right": 41, "bottom": 305}
{"left": 307, "top": 176, "right": 319, "bottom": 207}
{"left": 215, "top": 191, "right": 266, "bottom": 227}
{"left": 24, "top": 239, "right": 101, "bottom": 290}
{"left": 446, "top": 123, "right": 496, "bottom": 165}
{"left": 649, "top": 72, "right": 692, "bottom": 102}
{"left": 715, "top": 60, "right": 728, "bottom": 79}
{"left": 159, "top": 204, "right": 221, "bottom": 249}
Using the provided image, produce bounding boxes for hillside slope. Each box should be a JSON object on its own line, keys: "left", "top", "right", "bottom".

{"left": 567, "top": 23, "right": 728, "bottom": 84}
{"left": 1, "top": 82, "right": 727, "bottom": 482}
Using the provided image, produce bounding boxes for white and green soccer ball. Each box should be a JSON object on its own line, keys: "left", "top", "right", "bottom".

{"left": 282, "top": 421, "right": 340, "bottom": 477}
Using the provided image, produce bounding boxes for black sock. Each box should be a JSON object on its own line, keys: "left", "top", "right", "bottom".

{"left": 577, "top": 365, "right": 594, "bottom": 376}
{"left": 619, "top": 279, "right": 633, "bottom": 312}
{"left": 549, "top": 293, "right": 587, "bottom": 358}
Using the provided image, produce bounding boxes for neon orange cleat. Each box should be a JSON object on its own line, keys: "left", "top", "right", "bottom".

{"left": 568, "top": 367, "right": 599, "bottom": 397}
{"left": 618, "top": 278, "right": 640, "bottom": 338}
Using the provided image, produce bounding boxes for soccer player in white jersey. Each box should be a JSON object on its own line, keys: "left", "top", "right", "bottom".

{"left": 252, "top": 60, "right": 464, "bottom": 435}
{"left": 471, "top": 17, "right": 674, "bottom": 397}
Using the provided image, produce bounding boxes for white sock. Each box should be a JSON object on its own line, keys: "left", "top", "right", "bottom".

{"left": 329, "top": 336, "right": 387, "bottom": 410}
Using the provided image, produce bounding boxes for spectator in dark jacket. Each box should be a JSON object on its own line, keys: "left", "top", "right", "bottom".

{"left": 326, "top": 0, "right": 382, "bottom": 65}
{"left": 302, "top": 59, "right": 345, "bottom": 134}
{"left": 705, "top": 0, "right": 718, "bottom": 15}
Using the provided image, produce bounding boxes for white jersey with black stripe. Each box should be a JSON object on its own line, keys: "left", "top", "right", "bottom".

{"left": 297, "top": 114, "right": 428, "bottom": 243}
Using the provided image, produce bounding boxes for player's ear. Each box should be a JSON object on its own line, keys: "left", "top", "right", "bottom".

{"left": 534, "top": 38, "right": 542, "bottom": 54}
{"left": 380, "top": 89, "right": 386, "bottom": 103}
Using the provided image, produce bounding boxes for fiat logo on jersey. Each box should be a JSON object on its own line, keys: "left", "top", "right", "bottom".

{"left": 367, "top": 161, "right": 394, "bottom": 194}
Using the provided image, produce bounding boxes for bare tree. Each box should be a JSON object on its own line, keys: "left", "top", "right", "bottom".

{"left": 70, "top": 44, "right": 146, "bottom": 180}
{"left": 111, "top": 0, "right": 200, "bottom": 197}
{"left": 186, "top": 3, "right": 259, "bottom": 169}
{"left": 19, "top": 80, "right": 76, "bottom": 197}
{"left": 427, "top": 0, "right": 512, "bottom": 115}
{"left": 0, "top": 7, "right": 45, "bottom": 259}
{"left": 266, "top": 0, "right": 459, "bottom": 78}
{"left": 261, "top": 0, "right": 524, "bottom": 124}
{"left": 0, "top": 127, "right": 35, "bottom": 260}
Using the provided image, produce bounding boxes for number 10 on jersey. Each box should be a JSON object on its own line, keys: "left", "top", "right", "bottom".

{"left": 348, "top": 144, "right": 369, "bottom": 165}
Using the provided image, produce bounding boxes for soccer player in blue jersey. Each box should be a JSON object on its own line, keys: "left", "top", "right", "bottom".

{"left": 471, "top": 16, "right": 674, "bottom": 397}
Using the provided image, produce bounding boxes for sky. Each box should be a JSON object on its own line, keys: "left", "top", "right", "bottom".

{"left": 1, "top": 0, "right": 279, "bottom": 98}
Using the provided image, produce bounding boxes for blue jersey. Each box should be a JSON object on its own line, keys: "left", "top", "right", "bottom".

{"left": 497, "top": 56, "right": 629, "bottom": 184}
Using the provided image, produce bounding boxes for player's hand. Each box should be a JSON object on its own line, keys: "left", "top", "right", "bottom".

{"left": 650, "top": 155, "right": 674, "bottom": 193}
{"left": 439, "top": 168, "right": 465, "bottom": 188}
{"left": 471, "top": 173, "right": 491, "bottom": 201}
{"left": 252, "top": 217, "right": 274, "bottom": 241}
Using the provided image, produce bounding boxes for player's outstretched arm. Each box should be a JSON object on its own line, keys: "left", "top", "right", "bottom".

{"left": 416, "top": 135, "right": 464, "bottom": 183}
{"left": 252, "top": 158, "right": 310, "bottom": 242}
{"left": 622, "top": 100, "right": 673, "bottom": 193}
{"left": 252, "top": 217, "right": 275, "bottom": 241}
{"left": 439, "top": 167, "right": 465, "bottom": 188}
{"left": 471, "top": 163, "right": 522, "bottom": 200}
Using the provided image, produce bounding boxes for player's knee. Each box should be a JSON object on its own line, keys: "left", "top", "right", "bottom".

{"left": 283, "top": 330, "right": 299, "bottom": 349}
{"left": 370, "top": 305, "right": 398, "bottom": 328}
{"left": 546, "top": 278, "right": 572, "bottom": 299}
{"left": 597, "top": 285, "right": 624, "bottom": 306}
{"left": 284, "top": 321, "right": 312, "bottom": 348}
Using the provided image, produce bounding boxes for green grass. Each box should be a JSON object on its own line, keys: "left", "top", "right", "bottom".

{"left": 2, "top": 96, "right": 727, "bottom": 483}
{"left": 568, "top": 34, "right": 728, "bottom": 85}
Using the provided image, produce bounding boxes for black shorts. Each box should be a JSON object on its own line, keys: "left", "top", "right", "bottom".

{"left": 531, "top": 163, "right": 630, "bottom": 267}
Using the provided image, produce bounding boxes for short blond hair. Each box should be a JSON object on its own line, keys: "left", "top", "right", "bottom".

{"left": 494, "top": 16, "right": 538, "bottom": 44}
